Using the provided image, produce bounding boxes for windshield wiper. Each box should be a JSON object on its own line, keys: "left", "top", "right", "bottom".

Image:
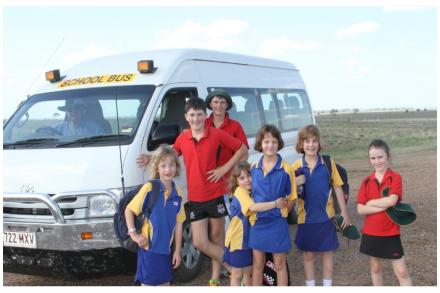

{"left": 55, "top": 134, "right": 131, "bottom": 147}
{"left": 3, "top": 138, "right": 60, "bottom": 149}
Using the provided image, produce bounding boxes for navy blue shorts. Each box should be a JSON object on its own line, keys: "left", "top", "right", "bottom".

{"left": 295, "top": 219, "right": 339, "bottom": 252}
{"left": 223, "top": 247, "right": 253, "bottom": 268}
{"left": 135, "top": 249, "right": 172, "bottom": 285}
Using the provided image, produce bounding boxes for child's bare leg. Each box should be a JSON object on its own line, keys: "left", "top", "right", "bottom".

{"left": 209, "top": 217, "right": 226, "bottom": 281}
{"left": 252, "top": 250, "right": 265, "bottom": 286}
{"left": 230, "top": 267, "right": 244, "bottom": 286}
{"left": 370, "top": 256, "right": 383, "bottom": 286}
{"left": 273, "top": 252, "right": 288, "bottom": 286}
{"left": 321, "top": 251, "right": 333, "bottom": 283}
{"left": 243, "top": 266, "right": 253, "bottom": 286}
{"left": 391, "top": 257, "right": 412, "bottom": 286}
{"left": 303, "top": 251, "right": 316, "bottom": 284}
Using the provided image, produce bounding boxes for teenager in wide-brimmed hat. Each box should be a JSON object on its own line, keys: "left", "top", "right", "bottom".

{"left": 204, "top": 89, "right": 249, "bottom": 285}
{"left": 357, "top": 139, "right": 413, "bottom": 286}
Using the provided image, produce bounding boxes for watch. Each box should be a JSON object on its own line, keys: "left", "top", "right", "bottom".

{"left": 128, "top": 228, "right": 137, "bottom": 233}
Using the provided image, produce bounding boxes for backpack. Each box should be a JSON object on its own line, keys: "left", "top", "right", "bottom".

{"left": 262, "top": 253, "right": 291, "bottom": 286}
{"left": 113, "top": 179, "right": 161, "bottom": 253}
{"left": 322, "top": 155, "right": 349, "bottom": 215}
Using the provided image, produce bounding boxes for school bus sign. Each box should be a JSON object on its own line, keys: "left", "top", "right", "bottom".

{"left": 58, "top": 73, "right": 137, "bottom": 88}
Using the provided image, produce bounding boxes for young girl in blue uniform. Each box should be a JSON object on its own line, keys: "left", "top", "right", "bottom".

{"left": 291, "top": 125, "right": 351, "bottom": 286}
{"left": 224, "top": 161, "right": 288, "bottom": 286}
{"left": 125, "top": 145, "right": 185, "bottom": 286}
{"left": 248, "top": 124, "right": 297, "bottom": 286}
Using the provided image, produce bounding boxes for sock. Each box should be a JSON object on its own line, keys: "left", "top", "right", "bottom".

{"left": 305, "top": 280, "right": 315, "bottom": 286}
{"left": 323, "top": 279, "right": 332, "bottom": 286}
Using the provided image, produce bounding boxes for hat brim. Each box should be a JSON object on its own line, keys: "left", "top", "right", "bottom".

{"left": 386, "top": 203, "right": 417, "bottom": 225}
{"left": 205, "top": 91, "right": 233, "bottom": 111}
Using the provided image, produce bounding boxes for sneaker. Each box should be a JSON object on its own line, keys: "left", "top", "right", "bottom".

{"left": 209, "top": 279, "right": 220, "bottom": 286}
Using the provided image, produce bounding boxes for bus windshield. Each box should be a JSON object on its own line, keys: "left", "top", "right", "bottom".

{"left": 3, "top": 85, "right": 155, "bottom": 149}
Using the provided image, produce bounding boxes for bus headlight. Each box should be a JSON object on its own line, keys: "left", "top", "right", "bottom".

{"left": 88, "top": 195, "right": 116, "bottom": 217}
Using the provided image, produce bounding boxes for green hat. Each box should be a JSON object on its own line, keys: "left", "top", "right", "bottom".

{"left": 335, "top": 216, "right": 361, "bottom": 240}
{"left": 381, "top": 187, "right": 417, "bottom": 225}
{"left": 386, "top": 203, "right": 417, "bottom": 225}
{"left": 205, "top": 89, "right": 233, "bottom": 111}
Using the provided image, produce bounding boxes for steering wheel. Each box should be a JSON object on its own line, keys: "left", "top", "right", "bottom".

{"left": 35, "top": 126, "right": 63, "bottom": 136}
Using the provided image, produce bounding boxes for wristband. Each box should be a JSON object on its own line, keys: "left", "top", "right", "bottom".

{"left": 273, "top": 201, "right": 277, "bottom": 208}
{"left": 128, "top": 228, "right": 136, "bottom": 233}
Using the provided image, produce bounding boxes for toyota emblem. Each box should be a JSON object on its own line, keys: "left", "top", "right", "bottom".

{"left": 21, "top": 184, "right": 35, "bottom": 193}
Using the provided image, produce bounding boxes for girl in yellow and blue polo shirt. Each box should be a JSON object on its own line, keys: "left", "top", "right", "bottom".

{"left": 291, "top": 125, "right": 351, "bottom": 287}
{"left": 125, "top": 145, "right": 185, "bottom": 286}
{"left": 224, "top": 161, "right": 288, "bottom": 286}
{"left": 248, "top": 125, "right": 297, "bottom": 286}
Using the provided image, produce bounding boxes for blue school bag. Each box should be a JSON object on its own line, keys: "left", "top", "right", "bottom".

{"left": 113, "top": 180, "right": 161, "bottom": 253}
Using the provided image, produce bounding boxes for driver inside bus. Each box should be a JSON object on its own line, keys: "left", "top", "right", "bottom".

{"left": 55, "top": 100, "right": 102, "bottom": 136}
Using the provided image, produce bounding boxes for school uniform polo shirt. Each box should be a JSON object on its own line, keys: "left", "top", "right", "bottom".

{"left": 205, "top": 113, "right": 249, "bottom": 168}
{"left": 357, "top": 168, "right": 403, "bottom": 236}
{"left": 250, "top": 154, "right": 297, "bottom": 221}
{"left": 224, "top": 186, "right": 255, "bottom": 252}
{"left": 291, "top": 156, "right": 343, "bottom": 224}
{"left": 173, "top": 127, "right": 242, "bottom": 202}
{"left": 127, "top": 180, "right": 185, "bottom": 255}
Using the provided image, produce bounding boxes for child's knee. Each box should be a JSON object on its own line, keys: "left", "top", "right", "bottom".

{"left": 253, "top": 256, "right": 265, "bottom": 269}
{"left": 192, "top": 238, "right": 208, "bottom": 252}
{"left": 394, "top": 264, "right": 410, "bottom": 279}
{"left": 274, "top": 259, "right": 286, "bottom": 272}
{"left": 370, "top": 260, "right": 382, "bottom": 274}
{"left": 303, "top": 252, "right": 316, "bottom": 262}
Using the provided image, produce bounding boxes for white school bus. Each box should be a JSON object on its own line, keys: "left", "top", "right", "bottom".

{"left": 3, "top": 49, "right": 315, "bottom": 281}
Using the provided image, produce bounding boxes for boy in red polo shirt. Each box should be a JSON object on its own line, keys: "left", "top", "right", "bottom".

{"left": 174, "top": 97, "right": 248, "bottom": 285}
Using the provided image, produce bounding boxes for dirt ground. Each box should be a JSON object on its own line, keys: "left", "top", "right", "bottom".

{"left": 3, "top": 149, "right": 437, "bottom": 286}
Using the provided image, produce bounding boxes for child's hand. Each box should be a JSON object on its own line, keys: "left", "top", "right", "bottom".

{"left": 136, "top": 153, "right": 150, "bottom": 168}
{"left": 131, "top": 233, "right": 149, "bottom": 249}
{"left": 296, "top": 175, "right": 306, "bottom": 185}
{"left": 172, "top": 250, "right": 181, "bottom": 269}
{"left": 275, "top": 198, "right": 288, "bottom": 209}
{"left": 340, "top": 211, "right": 351, "bottom": 229}
{"left": 207, "top": 166, "right": 227, "bottom": 183}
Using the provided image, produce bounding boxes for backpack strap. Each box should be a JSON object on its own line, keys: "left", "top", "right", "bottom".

{"left": 141, "top": 179, "right": 161, "bottom": 220}
{"left": 322, "top": 154, "right": 333, "bottom": 187}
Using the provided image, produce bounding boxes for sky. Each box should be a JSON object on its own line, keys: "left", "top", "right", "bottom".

{"left": 2, "top": 1, "right": 438, "bottom": 119}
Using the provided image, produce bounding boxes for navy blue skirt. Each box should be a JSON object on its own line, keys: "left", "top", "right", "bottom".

{"left": 135, "top": 249, "right": 173, "bottom": 285}
{"left": 223, "top": 247, "right": 253, "bottom": 268}
{"left": 295, "top": 219, "right": 339, "bottom": 252}
{"left": 249, "top": 217, "right": 291, "bottom": 253}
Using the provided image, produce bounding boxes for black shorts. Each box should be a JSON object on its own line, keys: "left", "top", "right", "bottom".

{"left": 360, "top": 234, "right": 404, "bottom": 259}
{"left": 185, "top": 196, "right": 228, "bottom": 222}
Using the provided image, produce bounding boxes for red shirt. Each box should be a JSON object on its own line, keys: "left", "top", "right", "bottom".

{"left": 357, "top": 168, "right": 403, "bottom": 236}
{"left": 173, "top": 127, "right": 242, "bottom": 202}
{"left": 205, "top": 113, "right": 249, "bottom": 168}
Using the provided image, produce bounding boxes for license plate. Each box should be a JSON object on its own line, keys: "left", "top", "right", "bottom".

{"left": 3, "top": 231, "right": 36, "bottom": 248}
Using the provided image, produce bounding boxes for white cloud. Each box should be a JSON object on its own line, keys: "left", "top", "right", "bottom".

{"left": 357, "top": 66, "right": 370, "bottom": 77}
{"left": 152, "top": 19, "right": 250, "bottom": 50}
{"left": 383, "top": 7, "right": 427, "bottom": 12}
{"left": 258, "top": 37, "right": 323, "bottom": 57}
{"left": 400, "top": 39, "right": 408, "bottom": 47}
{"left": 341, "top": 57, "right": 359, "bottom": 67}
{"left": 62, "top": 44, "right": 116, "bottom": 67}
{"left": 336, "top": 21, "right": 380, "bottom": 39}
